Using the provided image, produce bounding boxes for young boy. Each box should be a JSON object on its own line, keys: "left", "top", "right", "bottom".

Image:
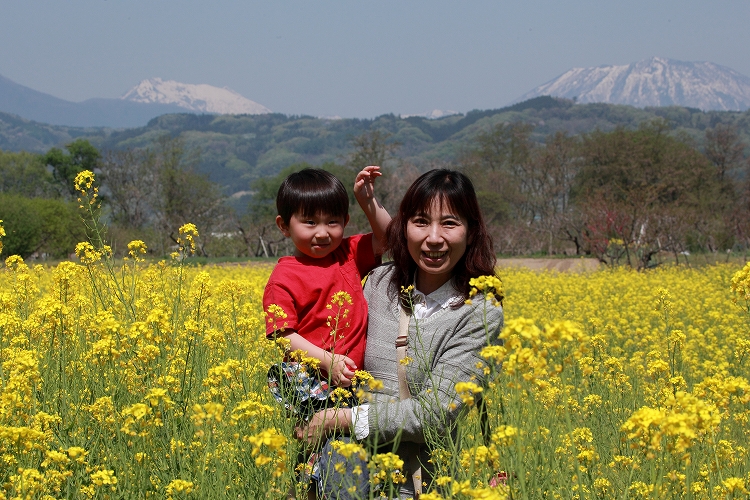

{"left": 263, "top": 166, "right": 390, "bottom": 391}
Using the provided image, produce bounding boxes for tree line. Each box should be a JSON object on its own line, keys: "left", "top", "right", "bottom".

{"left": 0, "top": 136, "right": 223, "bottom": 259}
{"left": 1, "top": 120, "right": 748, "bottom": 267}
{"left": 463, "top": 119, "right": 749, "bottom": 267}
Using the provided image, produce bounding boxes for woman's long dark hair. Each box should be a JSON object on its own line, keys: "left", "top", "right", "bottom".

{"left": 385, "top": 169, "right": 496, "bottom": 305}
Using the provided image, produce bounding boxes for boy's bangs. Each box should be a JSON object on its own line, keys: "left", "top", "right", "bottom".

{"left": 277, "top": 168, "right": 349, "bottom": 223}
{"left": 297, "top": 188, "right": 349, "bottom": 220}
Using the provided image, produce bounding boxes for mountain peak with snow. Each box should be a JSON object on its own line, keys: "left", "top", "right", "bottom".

{"left": 121, "top": 78, "right": 271, "bottom": 115}
{"left": 515, "top": 57, "right": 750, "bottom": 111}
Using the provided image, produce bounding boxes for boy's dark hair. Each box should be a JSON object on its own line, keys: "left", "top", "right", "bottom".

{"left": 385, "top": 168, "right": 497, "bottom": 304}
{"left": 276, "top": 169, "right": 349, "bottom": 225}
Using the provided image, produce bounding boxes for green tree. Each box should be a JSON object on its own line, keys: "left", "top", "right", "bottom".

{"left": 43, "top": 139, "right": 101, "bottom": 198}
{"left": 572, "top": 120, "right": 724, "bottom": 266}
{"left": 0, "top": 150, "right": 55, "bottom": 197}
{"left": 463, "top": 122, "right": 536, "bottom": 224}
{"left": 0, "top": 194, "right": 83, "bottom": 258}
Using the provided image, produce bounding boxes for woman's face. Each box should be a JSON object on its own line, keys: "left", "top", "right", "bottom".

{"left": 406, "top": 197, "right": 468, "bottom": 295}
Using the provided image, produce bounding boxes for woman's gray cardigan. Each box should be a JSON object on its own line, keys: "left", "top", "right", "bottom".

{"left": 362, "top": 263, "right": 504, "bottom": 453}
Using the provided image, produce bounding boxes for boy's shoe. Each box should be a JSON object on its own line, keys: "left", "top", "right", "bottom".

{"left": 489, "top": 471, "right": 510, "bottom": 487}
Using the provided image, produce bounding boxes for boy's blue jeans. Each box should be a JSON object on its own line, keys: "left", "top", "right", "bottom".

{"left": 313, "top": 437, "right": 371, "bottom": 500}
{"left": 313, "top": 437, "right": 420, "bottom": 500}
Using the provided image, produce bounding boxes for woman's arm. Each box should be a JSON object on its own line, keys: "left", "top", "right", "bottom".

{"left": 296, "top": 407, "right": 352, "bottom": 446}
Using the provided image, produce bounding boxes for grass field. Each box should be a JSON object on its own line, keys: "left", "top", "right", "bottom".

{"left": 2, "top": 240, "right": 749, "bottom": 498}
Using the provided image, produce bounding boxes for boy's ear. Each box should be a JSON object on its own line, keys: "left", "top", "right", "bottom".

{"left": 343, "top": 214, "right": 350, "bottom": 227}
{"left": 276, "top": 215, "right": 291, "bottom": 237}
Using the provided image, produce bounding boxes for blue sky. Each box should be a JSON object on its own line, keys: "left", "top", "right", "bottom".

{"left": 1, "top": 0, "right": 748, "bottom": 118}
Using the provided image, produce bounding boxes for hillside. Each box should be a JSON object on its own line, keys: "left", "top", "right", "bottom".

{"left": 2, "top": 96, "right": 750, "bottom": 196}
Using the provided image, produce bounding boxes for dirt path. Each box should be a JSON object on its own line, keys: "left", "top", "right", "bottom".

{"left": 208, "top": 257, "right": 601, "bottom": 272}
{"left": 496, "top": 258, "right": 600, "bottom": 272}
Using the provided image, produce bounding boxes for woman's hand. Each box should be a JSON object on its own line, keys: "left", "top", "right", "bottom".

{"left": 296, "top": 408, "right": 352, "bottom": 446}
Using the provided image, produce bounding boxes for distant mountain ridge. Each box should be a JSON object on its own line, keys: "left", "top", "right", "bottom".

{"left": 517, "top": 57, "right": 750, "bottom": 111}
{"left": 0, "top": 74, "right": 270, "bottom": 128}
{"left": 400, "top": 109, "right": 460, "bottom": 119}
{"left": 3, "top": 95, "right": 750, "bottom": 199}
{"left": 0, "top": 74, "right": 182, "bottom": 127}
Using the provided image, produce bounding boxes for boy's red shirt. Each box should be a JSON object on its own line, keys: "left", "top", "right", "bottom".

{"left": 262, "top": 233, "right": 379, "bottom": 369}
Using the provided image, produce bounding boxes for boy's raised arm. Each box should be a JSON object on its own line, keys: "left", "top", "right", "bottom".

{"left": 353, "top": 165, "right": 391, "bottom": 256}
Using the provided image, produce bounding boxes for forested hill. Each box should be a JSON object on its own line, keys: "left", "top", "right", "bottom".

{"left": 2, "top": 96, "right": 750, "bottom": 194}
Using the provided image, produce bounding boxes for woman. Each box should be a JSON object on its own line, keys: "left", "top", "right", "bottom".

{"left": 297, "top": 169, "right": 504, "bottom": 499}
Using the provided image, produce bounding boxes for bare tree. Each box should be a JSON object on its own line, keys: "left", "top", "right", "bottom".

{"left": 151, "top": 136, "right": 226, "bottom": 255}
{"left": 704, "top": 123, "right": 746, "bottom": 182}
{"left": 530, "top": 132, "right": 581, "bottom": 254}
{"left": 348, "top": 130, "right": 401, "bottom": 171}
{"left": 99, "top": 148, "right": 157, "bottom": 229}
{"left": 98, "top": 135, "right": 228, "bottom": 256}
{"left": 467, "top": 122, "right": 536, "bottom": 222}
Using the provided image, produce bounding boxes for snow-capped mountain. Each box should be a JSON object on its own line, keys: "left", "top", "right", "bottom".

{"left": 0, "top": 74, "right": 271, "bottom": 127}
{"left": 516, "top": 57, "right": 750, "bottom": 111}
{"left": 121, "top": 78, "right": 271, "bottom": 115}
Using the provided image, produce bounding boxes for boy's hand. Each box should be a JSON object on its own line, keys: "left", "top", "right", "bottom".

{"left": 353, "top": 166, "right": 382, "bottom": 202}
{"left": 325, "top": 353, "right": 357, "bottom": 387}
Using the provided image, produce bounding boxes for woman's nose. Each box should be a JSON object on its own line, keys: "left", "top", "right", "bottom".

{"left": 425, "top": 223, "right": 442, "bottom": 243}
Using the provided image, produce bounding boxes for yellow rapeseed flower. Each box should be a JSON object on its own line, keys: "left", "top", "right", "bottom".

{"left": 331, "top": 440, "right": 367, "bottom": 460}
{"left": 74, "top": 170, "right": 96, "bottom": 193}
{"left": 166, "top": 479, "right": 195, "bottom": 497}
{"left": 177, "top": 223, "right": 199, "bottom": 255}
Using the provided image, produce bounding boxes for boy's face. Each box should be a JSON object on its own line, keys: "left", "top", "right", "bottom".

{"left": 276, "top": 211, "right": 349, "bottom": 259}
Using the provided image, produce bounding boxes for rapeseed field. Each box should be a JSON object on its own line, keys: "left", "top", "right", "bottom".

{"left": 0, "top": 172, "right": 749, "bottom": 499}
